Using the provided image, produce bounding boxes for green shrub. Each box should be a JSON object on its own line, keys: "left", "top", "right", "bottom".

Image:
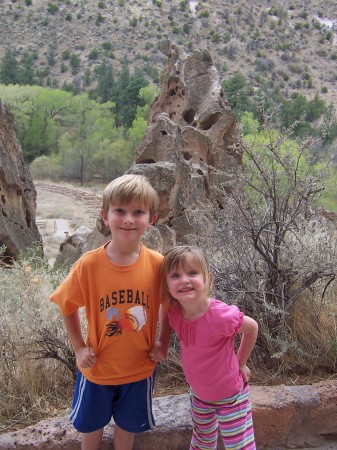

{"left": 47, "top": 2, "right": 58, "bottom": 14}
{"left": 102, "top": 41, "right": 112, "bottom": 51}
{"left": 62, "top": 49, "right": 71, "bottom": 60}
{"left": 88, "top": 48, "right": 99, "bottom": 60}
{"left": 95, "top": 12, "right": 104, "bottom": 25}
{"left": 199, "top": 10, "right": 209, "bottom": 18}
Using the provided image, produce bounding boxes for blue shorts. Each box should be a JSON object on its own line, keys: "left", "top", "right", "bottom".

{"left": 70, "top": 371, "right": 156, "bottom": 433}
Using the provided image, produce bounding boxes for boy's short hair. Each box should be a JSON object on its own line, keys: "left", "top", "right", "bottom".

{"left": 102, "top": 174, "right": 159, "bottom": 218}
{"left": 161, "top": 245, "right": 213, "bottom": 311}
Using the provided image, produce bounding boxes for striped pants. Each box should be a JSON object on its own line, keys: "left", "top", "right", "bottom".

{"left": 189, "top": 384, "right": 256, "bottom": 450}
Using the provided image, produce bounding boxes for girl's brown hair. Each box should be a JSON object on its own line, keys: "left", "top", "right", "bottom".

{"left": 161, "top": 245, "right": 212, "bottom": 311}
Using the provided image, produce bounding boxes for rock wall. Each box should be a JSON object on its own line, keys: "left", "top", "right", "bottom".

{"left": 0, "top": 101, "right": 42, "bottom": 261}
{"left": 1, "top": 380, "right": 336, "bottom": 449}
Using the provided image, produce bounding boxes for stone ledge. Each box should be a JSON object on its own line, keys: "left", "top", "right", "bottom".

{"left": 1, "top": 380, "right": 336, "bottom": 449}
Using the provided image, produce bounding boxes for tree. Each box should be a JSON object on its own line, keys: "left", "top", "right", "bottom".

{"left": 127, "top": 84, "right": 158, "bottom": 153}
{"left": 94, "top": 59, "right": 116, "bottom": 103}
{"left": 0, "top": 49, "right": 18, "bottom": 84}
{"left": 115, "top": 64, "right": 130, "bottom": 128}
{"left": 222, "top": 71, "right": 254, "bottom": 119}
{"left": 120, "top": 73, "right": 148, "bottom": 128}
{"left": 17, "top": 51, "right": 36, "bottom": 85}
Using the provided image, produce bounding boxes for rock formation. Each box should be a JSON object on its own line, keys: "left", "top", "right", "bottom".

{"left": 129, "top": 42, "right": 242, "bottom": 254}
{"left": 75, "top": 42, "right": 242, "bottom": 261}
{"left": 0, "top": 101, "right": 42, "bottom": 262}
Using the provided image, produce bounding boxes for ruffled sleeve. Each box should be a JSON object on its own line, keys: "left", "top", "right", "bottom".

{"left": 208, "top": 300, "right": 244, "bottom": 337}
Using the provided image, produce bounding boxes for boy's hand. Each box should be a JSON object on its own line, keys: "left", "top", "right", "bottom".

{"left": 75, "top": 346, "right": 97, "bottom": 369}
{"left": 239, "top": 364, "right": 251, "bottom": 383}
{"left": 149, "top": 340, "right": 169, "bottom": 363}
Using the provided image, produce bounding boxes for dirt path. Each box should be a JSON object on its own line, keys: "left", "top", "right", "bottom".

{"left": 35, "top": 181, "right": 103, "bottom": 266}
{"left": 35, "top": 181, "right": 102, "bottom": 220}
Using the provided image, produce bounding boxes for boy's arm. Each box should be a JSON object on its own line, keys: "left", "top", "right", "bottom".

{"left": 63, "top": 311, "right": 97, "bottom": 369}
{"left": 236, "top": 316, "right": 258, "bottom": 382}
{"left": 150, "top": 305, "right": 172, "bottom": 363}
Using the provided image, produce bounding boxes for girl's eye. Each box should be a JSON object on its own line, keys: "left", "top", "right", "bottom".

{"left": 189, "top": 271, "right": 199, "bottom": 276}
{"left": 169, "top": 273, "right": 179, "bottom": 279}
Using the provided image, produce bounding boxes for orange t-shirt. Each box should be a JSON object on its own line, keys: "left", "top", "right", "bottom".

{"left": 50, "top": 243, "right": 163, "bottom": 385}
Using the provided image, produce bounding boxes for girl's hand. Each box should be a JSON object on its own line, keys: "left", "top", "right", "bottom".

{"left": 239, "top": 364, "right": 251, "bottom": 383}
{"left": 75, "top": 346, "right": 97, "bottom": 369}
{"left": 149, "top": 340, "right": 169, "bottom": 363}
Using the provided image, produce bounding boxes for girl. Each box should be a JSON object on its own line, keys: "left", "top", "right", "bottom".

{"left": 161, "top": 245, "right": 258, "bottom": 450}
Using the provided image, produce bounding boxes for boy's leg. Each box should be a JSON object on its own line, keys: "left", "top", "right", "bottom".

{"left": 81, "top": 428, "right": 104, "bottom": 450}
{"left": 114, "top": 424, "right": 135, "bottom": 450}
{"left": 189, "top": 393, "right": 218, "bottom": 450}
{"left": 217, "top": 384, "right": 256, "bottom": 450}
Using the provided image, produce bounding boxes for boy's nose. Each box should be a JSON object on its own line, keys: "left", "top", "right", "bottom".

{"left": 123, "top": 213, "right": 134, "bottom": 223}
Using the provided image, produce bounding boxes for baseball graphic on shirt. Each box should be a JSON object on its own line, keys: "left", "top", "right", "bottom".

{"left": 105, "top": 306, "right": 147, "bottom": 336}
{"left": 124, "top": 306, "right": 147, "bottom": 331}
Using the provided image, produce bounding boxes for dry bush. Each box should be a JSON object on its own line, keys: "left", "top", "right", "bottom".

{"left": 155, "top": 333, "right": 188, "bottom": 396}
{"left": 0, "top": 248, "right": 75, "bottom": 432}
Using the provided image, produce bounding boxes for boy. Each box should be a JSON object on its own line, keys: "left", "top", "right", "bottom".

{"left": 50, "top": 174, "right": 170, "bottom": 450}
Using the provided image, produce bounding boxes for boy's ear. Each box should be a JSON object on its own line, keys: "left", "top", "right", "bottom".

{"left": 148, "top": 213, "right": 157, "bottom": 226}
{"left": 101, "top": 209, "right": 108, "bottom": 224}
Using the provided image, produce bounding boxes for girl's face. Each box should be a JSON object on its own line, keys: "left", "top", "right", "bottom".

{"left": 166, "top": 254, "right": 208, "bottom": 306}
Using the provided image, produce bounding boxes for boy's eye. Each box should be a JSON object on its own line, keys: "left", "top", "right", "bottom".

{"left": 114, "top": 208, "right": 124, "bottom": 214}
{"left": 135, "top": 210, "right": 145, "bottom": 215}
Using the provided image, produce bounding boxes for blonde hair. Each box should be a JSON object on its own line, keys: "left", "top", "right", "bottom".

{"left": 161, "top": 245, "right": 213, "bottom": 311}
{"left": 102, "top": 174, "right": 159, "bottom": 218}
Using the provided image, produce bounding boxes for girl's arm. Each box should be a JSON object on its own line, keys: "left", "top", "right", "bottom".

{"left": 236, "top": 316, "right": 258, "bottom": 382}
{"left": 63, "top": 310, "right": 97, "bottom": 369}
{"left": 150, "top": 305, "right": 172, "bottom": 363}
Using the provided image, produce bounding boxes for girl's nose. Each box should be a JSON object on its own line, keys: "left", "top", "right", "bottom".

{"left": 180, "top": 273, "right": 189, "bottom": 283}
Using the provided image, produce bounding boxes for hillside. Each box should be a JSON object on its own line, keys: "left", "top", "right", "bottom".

{"left": 1, "top": 0, "right": 337, "bottom": 106}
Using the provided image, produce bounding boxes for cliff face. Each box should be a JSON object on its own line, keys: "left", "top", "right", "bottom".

{"left": 0, "top": 101, "right": 42, "bottom": 262}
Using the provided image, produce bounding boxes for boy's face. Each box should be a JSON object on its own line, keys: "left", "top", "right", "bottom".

{"left": 101, "top": 199, "right": 156, "bottom": 244}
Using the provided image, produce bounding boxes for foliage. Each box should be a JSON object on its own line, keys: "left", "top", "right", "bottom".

{"left": 0, "top": 84, "right": 135, "bottom": 182}
{"left": 0, "top": 49, "right": 19, "bottom": 85}
{"left": 222, "top": 71, "right": 254, "bottom": 119}
{"left": 212, "top": 126, "right": 337, "bottom": 376}
{"left": 222, "top": 72, "right": 337, "bottom": 144}
{"left": 92, "top": 61, "right": 149, "bottom": 129}
{"left": 127, "top": 84, "right": 158, "bottom": 151}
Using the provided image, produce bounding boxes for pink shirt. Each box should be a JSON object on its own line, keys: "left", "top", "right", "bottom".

{"left": 168, "top": 299, "right": 244, "bottom": 402}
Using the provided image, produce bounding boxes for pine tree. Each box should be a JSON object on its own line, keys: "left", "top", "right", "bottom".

{"left": 0, "top": 49, "right": 18, "bottom": 85}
